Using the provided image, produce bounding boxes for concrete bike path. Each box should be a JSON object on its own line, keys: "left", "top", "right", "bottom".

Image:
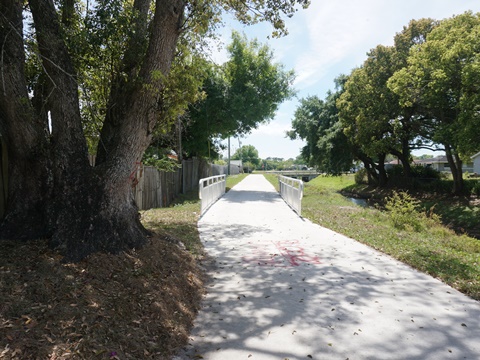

{"left": 174, "top": 174, "right": 480, "bottom": 360}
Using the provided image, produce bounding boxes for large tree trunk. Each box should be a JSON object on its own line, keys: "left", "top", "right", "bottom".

{"left": 390, "top": 147, "right": 412, "bottom": 179}
{"left": 399, "top": 137, "right": 412, "bottom": 178}
{"left": 445, "top": 145, "right": 464, "bottom": 195}
{"left": 0, "top": 0, "right": 185, "bottom": 261}
{"left": 375, "top": 153, "right": 388, "bottom": 188}
{"left": 356, "top": 152, "right": 379, "bottom": 185}
{"left": 0, "top": 0, "right": 51, "bottom": 239}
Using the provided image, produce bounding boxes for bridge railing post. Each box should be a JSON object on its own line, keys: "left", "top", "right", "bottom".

{"left": 278, "top": 175, "right": 303, "bottom": 215}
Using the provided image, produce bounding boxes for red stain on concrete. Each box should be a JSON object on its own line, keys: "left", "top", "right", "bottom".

{"left": 242, "top": 240, "right": 320, "bottom": 267}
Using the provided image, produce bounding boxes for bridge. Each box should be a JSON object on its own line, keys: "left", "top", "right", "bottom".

{"left": 269, "top": 170, "right": 322, "bottom": 182}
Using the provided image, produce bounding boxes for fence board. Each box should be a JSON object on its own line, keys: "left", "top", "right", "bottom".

{"left": 133, "top": 158, "right": 226, "bottom": 210}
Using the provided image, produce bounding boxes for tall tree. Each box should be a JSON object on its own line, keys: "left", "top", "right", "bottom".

{"left": 287, "top": 76, "right": 353, "bottom": 174}
{"left": 0, "top": 0, "right": 309, "bottom": 261}
{"left": 389, "top": 12, "right": 480, "bottom": 194}
{"left": 231, "top": 144, "right": 260, "bottom": 167}
{"left": 337, "top": 19, "right": 437, "bottom": 185}
{"left": 183, "top": 31, "right": 295, "bottom": 158}
{"left": 337, "top": 66, "right": 389, "bottom": 186}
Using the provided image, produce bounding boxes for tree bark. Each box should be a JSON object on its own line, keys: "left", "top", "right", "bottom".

{"left": 52, "top": 0, "right": 183, "bottom": 261}
{"left": 0, "top": 0, "right": 51, "bottom": 239}
{"left": 445, "top": 145, "right": 464, "bottom": 195}
{"left": 355, "top": 152, "right": 379, "bottom": 186}
{"left": 390, "top": 147, "right": 412, "bottom": 179}
{"left": 1, "top": 0, "right": 186, "bottom": 261}
{"left": 375, "top": 153, "right": 388, "bottom": 188}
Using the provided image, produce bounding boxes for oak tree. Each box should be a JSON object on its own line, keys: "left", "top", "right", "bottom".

{"left": 389, "top": 12, "right": 480, "bottom": 193}
{"left": 0, "top": 0, "right": 309, "bottom": 261}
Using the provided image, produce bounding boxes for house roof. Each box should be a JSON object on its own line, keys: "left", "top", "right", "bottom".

{"left": 388, "top": 154, "right": 477, "bottom": 166}
{"left": 413, "top": 156, "right": 448, "bottom": 165}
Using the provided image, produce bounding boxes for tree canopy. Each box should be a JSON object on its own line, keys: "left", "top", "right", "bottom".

{"left": 288, "top": 76, "right": 353, "bottom": 174}
{"left": 292, "top": 12, "right": 479, "bottom": 193}
{"left": 388, "top": 12, "right": 480, "bottom": 192}
{"left": 231, "top": 144, "right": 261, "bottom": 167}
{"left": 182, "top": 31, "right": 295, "bottom": 158}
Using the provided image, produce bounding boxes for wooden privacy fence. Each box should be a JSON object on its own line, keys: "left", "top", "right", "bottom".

{"left": 133, "top": 165, "right": 182, "bottom": 210}
{"left": 133, "top": 158, "right": 216, "bottom": 210}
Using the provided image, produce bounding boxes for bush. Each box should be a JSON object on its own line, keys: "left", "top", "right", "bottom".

{"left": 411, "top": 165, "right": 442, "bottom": 180}
{"left": 386, "top": 164, "right": 441, "bottom": 180}
{"left": 419, "top": 179, "right": 452, "bottom": 193}
{"left": 466, "top": 179, "right": 480, "bottom": 196}
{"left": 385, "top": 191, "right": 423, "bottom": 231}
{"left": 354, "top": 168, "right": 368, "bottom": 184}
{"left": 385, "top": 164, "right": 450, "bottom": 192}
{"left": 386, "top": 164, "right": 404, "bottom": 178}
{"left": 385, "top": 191, "right": 443, "bottom": 231}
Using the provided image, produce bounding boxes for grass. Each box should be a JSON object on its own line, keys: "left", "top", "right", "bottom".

{"left": 291, "top": 174, "right": 480, "bottom": 300}
{"left": 226, "top": 173, "right": 249, "bottom": 191}
{"left": 421, "top": 197, "right": 480, "bottom": 239}
{"left": 262, "top": 173, "right": 279, "bottom": 191}
{"left": 142, "top": 173, "right": 249, "bottom": 258}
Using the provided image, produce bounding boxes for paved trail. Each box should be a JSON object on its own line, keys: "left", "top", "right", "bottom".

{"left": 174, "top": 174, "right": 480, "bottom": 360}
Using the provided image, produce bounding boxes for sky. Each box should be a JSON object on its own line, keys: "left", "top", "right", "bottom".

{"left": 211, "top": 0, "right": 480, "bottom": 160}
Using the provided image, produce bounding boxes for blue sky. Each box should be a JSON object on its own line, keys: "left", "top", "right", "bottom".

{"left": 211, "top": 0, "right": 480, "bottom": 160}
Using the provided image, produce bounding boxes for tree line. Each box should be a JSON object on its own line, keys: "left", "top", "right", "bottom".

{"left": 226, "top": 145, "right": 304, "bottom": 171}
{"left": 288, "top": 12, "right": 480, "bottom": 194}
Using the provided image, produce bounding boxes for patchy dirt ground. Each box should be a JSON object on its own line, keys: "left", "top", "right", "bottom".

{"left": 0, "top": 235, "right": 205, "bottom": 360}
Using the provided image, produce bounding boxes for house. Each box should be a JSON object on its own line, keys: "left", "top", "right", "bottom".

{"left": 230, "top": 160, "right": 243, "bottom": 174}
{"left": 471, "top": 152, "right": 480, "bottom": 174}
{"left": 387, "top": 155, "right": 474, "bottom": 173}
{"left": 411, "top": 155, "right": 473, "bottom": 173}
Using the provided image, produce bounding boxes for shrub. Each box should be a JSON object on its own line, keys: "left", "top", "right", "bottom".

{"left": 410, "top": 165, "right": 442, "bottom": 180}
{"left": 385, "top": 191, "right": 423, "bottom": 231}
{"left": 354, "top": 168, "right": 368, "bottom": 184}
{"left": 386, "top": 191, "right": 444, "bottom": 231}
{"left": 467, "top": 179, "right": 480, "bottom": 196}
{"left": 386, "top": 164, "right": 404, "bottom": 178}
{"left": 386, "top": 164, "right": 441, "bottom": 180}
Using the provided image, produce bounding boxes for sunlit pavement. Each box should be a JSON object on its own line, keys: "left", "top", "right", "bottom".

{"left": 174, "top": 174, "right": 480, "bottom": 360}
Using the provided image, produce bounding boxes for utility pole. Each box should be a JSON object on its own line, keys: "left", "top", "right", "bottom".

{"left": 227, "top": 137, "right": 230, "bottom": 176}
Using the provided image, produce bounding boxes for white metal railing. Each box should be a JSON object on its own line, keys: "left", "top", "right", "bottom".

{"left": 199, "top": 174, "right": 226, "bottom": 215}
{"left": 278, "top": 175, "right": 304, "bottom": 215}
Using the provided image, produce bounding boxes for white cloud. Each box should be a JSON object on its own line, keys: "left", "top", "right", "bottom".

{"left": 293, "top": 0, "right": 391, "bottom": 89}
{"left": 213, "top": 1, "right": 480, "bottom": 159}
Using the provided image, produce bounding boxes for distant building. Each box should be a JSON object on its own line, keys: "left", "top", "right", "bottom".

{"left": 471, "top": 152, "right": 480, "bottom": 174}
{"left": 230, "top": 160, "right": 243, "bottom": 174}
{"left": 386, "top": 155, "right": 474, "bottom": 173}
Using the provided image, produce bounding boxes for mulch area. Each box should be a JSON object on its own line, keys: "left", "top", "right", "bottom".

{"left": 0, "top": 235, "right": 205, "bottom": 359}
